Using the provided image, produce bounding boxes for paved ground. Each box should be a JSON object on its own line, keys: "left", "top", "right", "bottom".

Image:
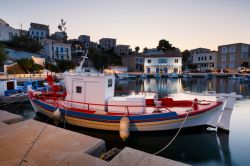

{"left": 0, "top": 110, "right": 189, "bottom": 166}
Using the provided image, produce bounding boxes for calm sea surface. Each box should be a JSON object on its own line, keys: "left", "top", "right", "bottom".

{"left": 1, "top": 77, "right": 250, "bottom": 166}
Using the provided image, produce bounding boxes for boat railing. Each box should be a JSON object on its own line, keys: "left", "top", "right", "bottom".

{"left": 35, "top": 94, "right": 177, "bottom": 114}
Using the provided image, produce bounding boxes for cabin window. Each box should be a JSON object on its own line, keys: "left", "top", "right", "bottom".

{"left": 76, "top": 86, "right": 82, "bottom": 93}
{"left": 108, "top": 79, "right": 112, "bottom": 87}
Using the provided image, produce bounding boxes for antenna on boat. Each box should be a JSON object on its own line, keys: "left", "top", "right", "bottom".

{"left": 76, "top": 50, "right": 88, "bottom": 73}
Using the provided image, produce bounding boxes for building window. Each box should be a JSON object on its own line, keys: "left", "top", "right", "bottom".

{"left": 204, "top": 56, "right": 207, "bottom": 61}
{"left": 174, "top": 59, "right": 178, "bottom": 63}
{"left": 241, "top": 52, "right": 248, "bottom": 58}
{"left": 61, "top": 47, "right": 64, "bottom": 53}
{"left": 36, "top": 31, "right": 38, "bottom": 35}
{"left": 76, "top": 86, "right": 82, "bottom": 93}
{"left": 241, "top": 45, "right": 248, "bottom": 52}
{"left": 158, "top": 58, "right": 167, "bottom": 64}
{"left": 198, "top": 57, "right": 200, "bottom": 61}
{"left": 108, "top": 79, "right": 112, "bottom": 87}
{"left": 9, "top": 32, "right": 13, "bottom": 39}
{"left": 229, "top": 46, "right": 236, "bottom": 53}
{"left": 147, "top": 59, "right": 151, "bottom": 63}
{"left": 32, "top": 31, "right": 34, "bottom": 35}
{"left": 41, "top": 32, "right": 43, "bottom": 36}
{"left": 222, "top": 47, "right": 228, "bottom": 53}
{"left": 61, "top": 56, "right": 63, "bottom": 59}
{"left": 210, "top": 56, "right": 212, "bottom": 60}
{"left": 230, "top": 54, "right": 235, "bottom": 61}
{"left": 222, "top": 54, "right": 227, "bottom": 61}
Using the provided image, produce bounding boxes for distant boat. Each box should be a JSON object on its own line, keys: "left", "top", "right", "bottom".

{"left": 0, "top": 80, "right": 28, "bottom": 104}
{"left": 240, "top": 75, "right": 250, "bottom": 82}
{"left": 116, "top": 73, "right": 136, "bottom": 80}
{"left": 228, "top": 75, "right": 243, "bottom": 81}
{"left": 169, "top": 73, "right": 178, "bottom": 78}
{"left": 154, "top": 73, "right": 161, "bottom": 79}
{"left": 18, "top": 80, "right": 45, "bottom": 92}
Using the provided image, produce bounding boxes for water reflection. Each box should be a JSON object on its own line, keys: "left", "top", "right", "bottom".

{"left": 116, "top": 78, "right": 250, "bottom": 97}
{"left": 1, "top": 77, "right": 250, "bottom": 165}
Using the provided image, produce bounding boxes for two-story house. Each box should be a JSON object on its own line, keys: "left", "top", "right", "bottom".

{"left": 41, "top": 38, "right": 71, "bottom": 61}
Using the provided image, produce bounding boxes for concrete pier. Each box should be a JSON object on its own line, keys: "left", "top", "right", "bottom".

{"left": 0, "top": 110, "right": 188, "bottom": 166}
{"left": 0, "top": 110, "right": 23, "bottom": 124}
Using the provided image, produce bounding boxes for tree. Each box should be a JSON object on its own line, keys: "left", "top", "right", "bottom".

{"left": 45, "top": 62, "right": 59, "bottom": 72}
{"left": 3, "top": 36, "right": 41, "bottom": 53}
{"left": 58, "top": 19, "right": 68, "bottom": 41}
{"left": 17, "top": 59, "right": 34, "bottom": 73}
{"left": 157, "top": 39, "right": 176, "bottom": 52}
{"left": 135, "top": 46, "right": 140, "bottom": 53}
{"left": 143, "top": 47, "right": 148, "bottom": 53}
{"left": 0, "top": 43, "right": 7, "bottom": 67}
{"left": 182, "top": 50, "right": 191, "bottom": 69}
{"left": 88, "top": 48, "right": 121, "bottom": 71}
{"left": 57, "top": 60, "right": 76, "bottom": 72}
{"left": 32, "top": 64, "right": 44, "bottom": 73}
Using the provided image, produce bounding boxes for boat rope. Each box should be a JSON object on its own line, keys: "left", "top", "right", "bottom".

{"left": 153, "top": 100, "right": 195, "bottom": 155}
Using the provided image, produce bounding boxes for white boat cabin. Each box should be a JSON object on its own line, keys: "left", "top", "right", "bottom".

{"left": 0, "top": 80, "right": 18, "bottom": 96}
{"left": 63, "top": 72, "right": 115, "bottom": 111}
{"left": 63, "top": 72, "right": 156, "bottom": 114}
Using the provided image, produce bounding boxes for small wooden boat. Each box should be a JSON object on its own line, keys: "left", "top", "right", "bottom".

{"left": 28, "top": 72, "right": 242, "bottom": 132}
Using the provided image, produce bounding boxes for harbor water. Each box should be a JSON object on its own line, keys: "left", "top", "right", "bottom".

{"left": 1, "top": 77, "right": 250, "bottom": 166}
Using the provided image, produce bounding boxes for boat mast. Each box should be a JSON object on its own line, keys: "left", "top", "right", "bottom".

{"left": 76, "top": 50, "right": 88, "bottom": 73}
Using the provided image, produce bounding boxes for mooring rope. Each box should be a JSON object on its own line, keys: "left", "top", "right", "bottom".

{"left": 153, "top": 100, "right": 195, "bottom": 155}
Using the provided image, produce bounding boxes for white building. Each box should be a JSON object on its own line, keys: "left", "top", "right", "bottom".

{"left": 29, "top": 23, "right": 49, "bottom": 41}
{"left": 192, "top": 51, "right": 218, "bottom": 71}
{"left": 0, "top": 18, "right": 20, "bottom": 41}
{"left": 85, "top": 41, "right": 98, "bottom": 50}
{"left": 41, "top": 39, "right": 71, "bottom": 60}
{"left": 78, "top": 35, "right": 90, "bottom": 44}
{"left": 51, "top": 31, "right": 67, "bottom": 41}
{"left": 191, "top": 48, "right": 211, "bottom": 63}
{"left": 144, "top": 52, "right": 182, "bottom": 74}
{"left": 99, "top": 38, "right": 116, "bottom": 50}
{"left": 115, "top": 45, "right": 131, "bottom": 56}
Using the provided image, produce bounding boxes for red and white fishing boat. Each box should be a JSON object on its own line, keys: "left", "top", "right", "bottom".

{"left": 28, "top": 53, "right": 242, "bottom": 133}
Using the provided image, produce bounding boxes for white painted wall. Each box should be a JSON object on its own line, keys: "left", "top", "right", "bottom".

{"left": 0, "top": 24, "right": 20, "bottom": 41}
{"left": 64, "top": 73, "right": 115, "bottom": 111}
{"left": 41, "top": 39, "right": 72, "bottom": 60}
{"left": 29, "top": 28, "right": 47, "bottom": 40}
{"left": 192, "top": 52, "right": 217, "bottom": 70}
{"left": 144, "top": 57, "right": 182, "bottom": 73}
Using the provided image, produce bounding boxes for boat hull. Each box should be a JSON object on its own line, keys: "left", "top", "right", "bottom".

{"left": 30, "top": 98, "right": 226, "bottom": 131}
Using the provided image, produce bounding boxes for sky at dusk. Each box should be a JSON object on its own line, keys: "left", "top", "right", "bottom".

{"left": 1, "top": 0, "right": 250, "bottom": 51}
